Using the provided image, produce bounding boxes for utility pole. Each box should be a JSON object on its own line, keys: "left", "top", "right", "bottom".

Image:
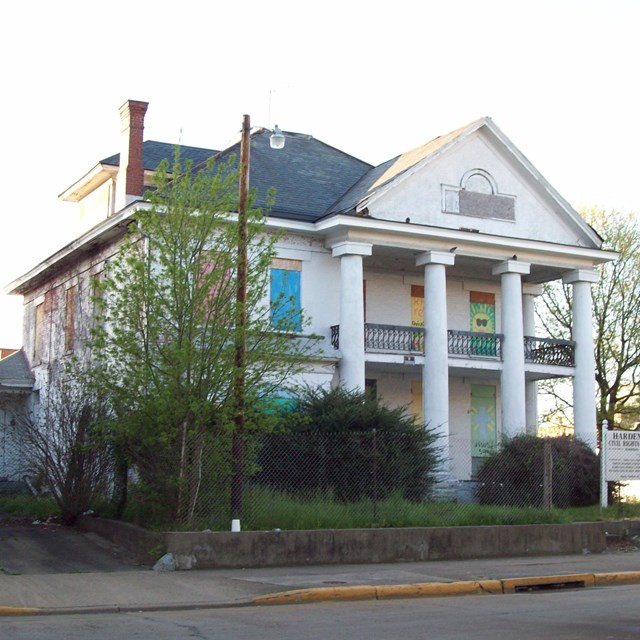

{"left": 230, "top": 114, "right": 251, "bottom": 531}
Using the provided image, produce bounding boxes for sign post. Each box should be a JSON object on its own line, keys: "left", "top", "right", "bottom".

{"left": 600, "top": 420, "right": 608, "bottom": 509}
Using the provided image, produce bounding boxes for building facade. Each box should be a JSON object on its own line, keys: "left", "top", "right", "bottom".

{"left": 5, "top": 100, "right": 616, "bottom": 486}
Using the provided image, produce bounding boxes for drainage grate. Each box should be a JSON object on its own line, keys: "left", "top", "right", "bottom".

{"left": 514, "top": 580, "right": 585, "bottom": 593}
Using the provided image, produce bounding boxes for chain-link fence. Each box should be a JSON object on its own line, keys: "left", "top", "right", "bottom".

{"left": 3, "top": 420, "right": 603, "bottom": 528}
{"left": 148, "top": 431, "right": 601, "bottom": 530}
{"left": 0, "top": 407, "right": 30, "bottom": 493}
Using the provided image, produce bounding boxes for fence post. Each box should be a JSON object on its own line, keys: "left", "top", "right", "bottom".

{"left": 543, "top": 438, "right": 553, "bottom": 510}
{"left": 600, "top": 419, "right": 609, "bottom": 509}
{"left": 371, "top": 428, "right": 378, "bottom": 523}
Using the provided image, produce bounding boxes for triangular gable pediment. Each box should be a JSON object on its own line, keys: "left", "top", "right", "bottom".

{"left": 330, "top": 118, "right": 601, "bottom": 249}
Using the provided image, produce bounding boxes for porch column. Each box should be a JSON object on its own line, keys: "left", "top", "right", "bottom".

{"left": 332, "top": 241, "right": 373, "bottom": 392}
{"left": 492, "top": 259, "right": 530, "bottom": 438}
{"left": 523, "top": 285, "right": 542, "bottom": 435}
{"left": 416, "top": 250, "right": 455, "bottom": 471}
{"left": 563, "top": 270, "right": 599, "bottom": 451}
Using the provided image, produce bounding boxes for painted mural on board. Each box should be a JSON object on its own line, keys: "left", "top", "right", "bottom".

{"left": 470, "top": 291, "right": 496, "bottom": 356}
{"left": 411, "top": 284, "right": 424, "bottom": 327}
{"left": 470, "top": 384, "right": 497, "bottom": 458}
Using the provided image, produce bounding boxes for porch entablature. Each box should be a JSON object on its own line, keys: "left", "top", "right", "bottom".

{"left": 317, "top": 215, "right": 615, "bottom": 285}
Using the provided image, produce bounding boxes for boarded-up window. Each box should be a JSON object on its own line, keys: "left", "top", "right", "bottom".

{"left": 34, "top": 303, "right": 44, "bottom": 362}
{"left": 270, "top": 258, "right": 302, "bottom": 332}
{"left": 199, "top": 251, "right": 233, "bottom": 322}
{"left": 363, "top": 279, "right": 366, "bottom": 322}
{"left": 91, "top": 272, "right": 104, "bottom": 329}
{"left": 411, "top": 380, "right": 423, "bottom": 424}
{"left": 411, "top": 285, "right": 424, "bottom": 327}
{"left": 471, "top": 384, "right": 497, "bottom": 476}
{"left": 65, "top": 286, "right": 76, "bottom": 352}
{"left": 470, "top": 291, "right": 495, "bottom": 332}
{"left": 470, "top": 291, "right": 496, "bottom": 356}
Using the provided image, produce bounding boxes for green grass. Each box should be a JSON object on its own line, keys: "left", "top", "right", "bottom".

{"left": 7, "top": 487, "right": 640, "bottom": 532}
{"left": 158, "top": 486, "right": 640, "bottom": 532}
{"left": 0, "top": 495, "right": 59, "bottom": 520}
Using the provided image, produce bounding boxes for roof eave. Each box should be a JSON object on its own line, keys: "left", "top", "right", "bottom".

{"left": 0, "top": 382, "right": 34, "bottom": 391}
{"left": 350, "top": 119, "right": 489, "bottom": 214}
{"left": 5, "top": 201, "right": 145, "bottom": 296}
{"left": 479, "top": 119, "right": 604, "bottom": 249}
{"left": 58, "top": 163, "right": 118, "bottom": 202}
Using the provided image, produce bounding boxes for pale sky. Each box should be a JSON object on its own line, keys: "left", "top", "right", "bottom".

{"left": 1, "top": 0, "right": 638, "bottom": 347}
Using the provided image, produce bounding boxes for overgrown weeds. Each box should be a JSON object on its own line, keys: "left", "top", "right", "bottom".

{"left": 4, "top": 488, "right": 640, "bottom": 531}
{"left": 0, "top": 495, "right": 59, "bottom": 520}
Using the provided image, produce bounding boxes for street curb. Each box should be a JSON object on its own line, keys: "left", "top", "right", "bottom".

{"left": 0, "top": 600, "right": 255, "bottom": 617}
{"left": 252, "top": 571, "right": 640, "bottom": 606}
{"left": 2, "top": 572, "right": 640, "bottom": 616}
{"left": 595, "top": 571, "right": 640, "bottom": 586}
{"left": 0, "top": 606, "right": 41, "bottom": 616}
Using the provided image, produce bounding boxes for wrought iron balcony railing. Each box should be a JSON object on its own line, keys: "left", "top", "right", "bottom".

{"left": 366, "top": 323, "right": 424, "bottom": 353}
{"left": 330, "top": 323, "right": 424, "bottom": 353}
{"left": 330, "top": 324, "right": 340, "bottom": 349}
{"left": 524, "top": 335, "right": 575, "bottom": 367}
{"left": 447, "top": 329, "right": 502, "bottom": 359}
{"left": 330, "top": 324, "right": 575, "bottom": 367}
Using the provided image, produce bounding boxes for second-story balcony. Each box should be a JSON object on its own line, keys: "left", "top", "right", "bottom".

{"left": 330, "top": 323, "right": 575, "bottom": 367}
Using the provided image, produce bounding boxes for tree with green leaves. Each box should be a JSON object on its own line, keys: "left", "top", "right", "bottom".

{"left": 537, "top": 208, "right": 640, "bottom": 429}
{"left": 91, "top": 152, "right": 314, "bottom": 525}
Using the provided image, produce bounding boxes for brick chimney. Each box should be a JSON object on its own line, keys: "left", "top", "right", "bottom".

{"left": 115, "top": 99, "right": 149, "bottom": 211}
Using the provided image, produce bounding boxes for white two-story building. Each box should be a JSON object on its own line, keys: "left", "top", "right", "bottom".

{"left": 4, "top": 100, "right": 616, "bottom": 485}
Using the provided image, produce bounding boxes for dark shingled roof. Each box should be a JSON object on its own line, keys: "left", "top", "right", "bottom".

{"left": 102, "top": 132, "right": 372, "bottom": 223}
{"left": 209, "top": 130, "right": 372, "bottom": 222}
{"left": 101, "top": 141, "right": 217, "bottom": 172}
{"left": 0, "top": 350, "right": 34, "bottom": 391}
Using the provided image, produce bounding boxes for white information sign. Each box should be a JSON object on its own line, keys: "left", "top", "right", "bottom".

{"left": 604, "top": 430, "right": 640, "bottom": 481}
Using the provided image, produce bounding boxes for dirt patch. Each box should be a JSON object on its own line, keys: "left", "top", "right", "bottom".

{"left": 0, "top": 515, "right": 145, "bottom": 575}
{"left": 605, "top": 534, "right": 640, "bottom": 553}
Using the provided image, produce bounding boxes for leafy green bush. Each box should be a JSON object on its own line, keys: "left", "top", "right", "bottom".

{"left": 476, "top": 435, "right": 599, "bottom": 507}
{"left": 253, "top": 386, "right": 441, "bottom": 502}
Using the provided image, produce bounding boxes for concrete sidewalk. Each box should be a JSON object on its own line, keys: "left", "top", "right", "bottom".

{"left": 2, "top": 549, "right": 640, "bottom": 616}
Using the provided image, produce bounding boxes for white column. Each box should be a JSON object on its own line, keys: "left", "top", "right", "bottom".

{"left": 416, "top": 251, "right": 455, "bottom": 472}
{"left": 523, "top": 285, "right": 542, "bottom": 435}
{"left": 563, "top": 270, "right": 599, "bottom": 451}
{"left": 332, "top": 242, "right": 373, "bottom": 392}
{"left": 492, "top": 259, "right": 530, "bottom": 438}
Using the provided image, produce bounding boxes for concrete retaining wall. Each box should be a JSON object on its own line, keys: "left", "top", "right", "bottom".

{"left": 603, "top": 519, "right": 640, "bottom": 538}
{"left": 77, "top": 516, "right": 622, "bottom": 570}
{"left": 76, "top": 516, "right": 164, "bottom": 566}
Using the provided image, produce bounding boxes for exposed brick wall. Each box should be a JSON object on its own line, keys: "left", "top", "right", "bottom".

{"left": 116, "top": 100, "right": 149, "bottom": 209}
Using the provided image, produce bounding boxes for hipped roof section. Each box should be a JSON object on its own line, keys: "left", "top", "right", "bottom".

{"left": 208, "top": 129, "right": 373, "bottom": 221}
{"left": 59, "top": 141, "right": 217, "bottom": 202}
{"left": 0, "top": 350, "right": 34, "bottom": 391}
